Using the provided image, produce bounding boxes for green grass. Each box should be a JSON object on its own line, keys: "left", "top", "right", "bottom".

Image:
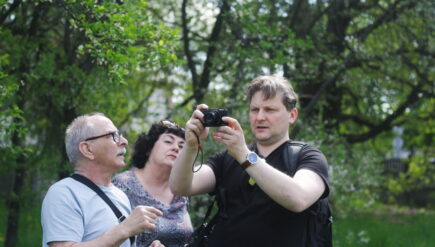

{"left": 1, "top": 201, "right": 434, "bottom": 247}
{"left": 334, "top": 211, "right": 435, "bottom": 247}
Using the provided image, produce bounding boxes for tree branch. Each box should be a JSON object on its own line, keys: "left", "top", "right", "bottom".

{"left": 177, "top": 94, "right": 195, "bottom": 108}
{"left": 305, "top": 4, "right": 331, "bottom": 35}
{"left": 344, "top": 55, "right": 428, "bottom": 143}
{"left": 288, "top": 0, "right": 304, "bottom": 31}
{"left": 194, "top": 0, "right": 230, "bottom": 103}
{"left": 339, "top": 114, "right": 377, "bottom": 128}
{"left": 0, "top": 0, "right": 21, "bottom": 25}
{"left": 119, "top": 84, "right": 157, "bottom": 128}
{"left": 354, "top": 0, "right": 417, "bottom": 42}
{"left": 181, "top": 0, "right": 199, "bottom": 93}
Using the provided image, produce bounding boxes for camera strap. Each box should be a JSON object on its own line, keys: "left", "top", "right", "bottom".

{"left": 71, "top": 173, "right": 135, "bottom": 246}
{"left": 191, "top": 132, "right": 204, "bottom": 172}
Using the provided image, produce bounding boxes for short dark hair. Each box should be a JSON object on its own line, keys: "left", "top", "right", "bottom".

{"left": 131, "top": 120, "right": 185, "bottom": 169}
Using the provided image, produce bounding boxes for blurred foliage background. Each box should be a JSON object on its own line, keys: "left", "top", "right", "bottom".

{"left": 0, "top": 0, "right": 434, "bottom": 246}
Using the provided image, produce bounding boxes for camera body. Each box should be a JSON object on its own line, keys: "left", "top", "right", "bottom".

{"left": 201, "top": 109, "right": 228, "bottom": 127}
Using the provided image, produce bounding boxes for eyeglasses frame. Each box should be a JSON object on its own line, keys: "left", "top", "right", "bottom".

{"left": 84, "top": 131, "right": 122, "bottom": 143}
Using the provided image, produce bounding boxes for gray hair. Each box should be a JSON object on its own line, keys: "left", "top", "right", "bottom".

{"left": 65, "top": 112, "right": 106, "bottom": 165}
{"left": 247, "top": 75, "right": 298, "bottom": 111}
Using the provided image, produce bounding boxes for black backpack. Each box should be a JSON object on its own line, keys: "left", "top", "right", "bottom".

{"left": 186, "top": 141, "right": 333, "bottom": 247}
{"left": 284, "top": 141, "right": 333, "bottom": 247}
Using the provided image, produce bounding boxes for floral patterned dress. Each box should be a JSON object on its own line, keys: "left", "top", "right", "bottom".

{"left": 113, "top": 169, "right": 193, "bottom": 247}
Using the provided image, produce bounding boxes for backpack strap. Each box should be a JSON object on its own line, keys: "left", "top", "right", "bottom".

{"left": 189, "top": 186, "right": 227, "bottom": 246}
{"left": 71, "top": 173, "right": 135, "bottom": 246}
{"left": 283, "top": 141, "right": 308, "bottom": 176}
{"left": 283, "top": 141, "right": 333, "bottom": 247}
{"left": 186, "top": 152, "right": 231, "bottom": 246}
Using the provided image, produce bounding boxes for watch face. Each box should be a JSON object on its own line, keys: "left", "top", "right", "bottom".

{"left": 247, "top": 152, "right": 258, "bottom": 163}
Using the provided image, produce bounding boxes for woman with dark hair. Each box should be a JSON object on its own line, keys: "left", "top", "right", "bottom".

{"left": 113, "top": 120, "right": 193, "bottom": 247}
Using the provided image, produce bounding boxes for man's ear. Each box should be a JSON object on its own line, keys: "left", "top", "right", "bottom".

{"left": 79, "top": 142, "right": 94, "bottom": 160}
{"left": 289, "top": 108, "right": 298, "bottom": 124}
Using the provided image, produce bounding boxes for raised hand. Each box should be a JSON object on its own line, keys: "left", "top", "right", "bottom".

{"left": 212, "top": 117, "right": 249, "bottom": 163}
{"left": 184, "top": 104, "right": 210, "bottom": 147}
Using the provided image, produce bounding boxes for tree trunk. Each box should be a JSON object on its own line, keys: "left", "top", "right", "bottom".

{"left": 5, "top": 65, "right": 27, "bottom": 247}
{"left": 5, "top": 132, "right": 27, "bottom": 247}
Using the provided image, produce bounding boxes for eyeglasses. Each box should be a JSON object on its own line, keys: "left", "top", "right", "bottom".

{"left": 84, "top": 131, "right": 123, "bottom": 143}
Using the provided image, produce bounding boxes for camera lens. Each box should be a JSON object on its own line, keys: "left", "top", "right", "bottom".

{"left": 200, "top": 109, "right": 228, "bottom": 127}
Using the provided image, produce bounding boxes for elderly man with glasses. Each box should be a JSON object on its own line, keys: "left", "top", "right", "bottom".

{"left": 41, "top": 112, "right": 164, "bottom": 247}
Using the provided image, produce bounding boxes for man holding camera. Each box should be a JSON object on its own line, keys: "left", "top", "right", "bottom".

{"left": 170, "top": 75, "right": 330, "bottom": 247}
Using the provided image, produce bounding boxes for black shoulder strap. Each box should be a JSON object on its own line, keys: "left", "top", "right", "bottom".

{"left": 283, "top": 141, "right": 308, "bottom": 176}
{"left": 283, "top": 142, "right": 333, "bottom": 247}
{"left": 71, "top": 173, "right": 135, "bottom": 245}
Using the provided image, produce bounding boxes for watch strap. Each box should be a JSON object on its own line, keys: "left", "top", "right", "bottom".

{"left": 241, "top": 160, "right": 252, "bottom": 170}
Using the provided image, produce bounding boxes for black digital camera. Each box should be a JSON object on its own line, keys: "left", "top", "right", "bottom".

{"left": 201, "top": 109, "right": 228, "bottom": 127}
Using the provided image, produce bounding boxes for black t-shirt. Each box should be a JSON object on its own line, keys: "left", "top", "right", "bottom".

{"left": 205, "top": 141, "right": 330, "bottom": 247}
